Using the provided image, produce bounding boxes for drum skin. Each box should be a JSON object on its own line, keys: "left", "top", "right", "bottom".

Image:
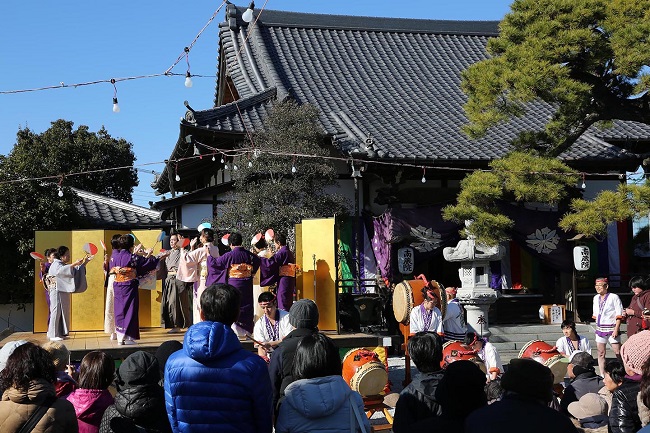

{"left": 441, "top": 341, "right": 487, "bottom": 374}
{"left": 519, "top": 340, "right": 569, "bottom": 383}
{"left": 393, "top": 279, "right": 446, "bottom": 325}
{"left": 342, "top": 348, "right": 388, "bottom": 397}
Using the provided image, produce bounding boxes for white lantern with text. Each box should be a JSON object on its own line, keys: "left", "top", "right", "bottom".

{"left": 573, "top": 246, "right": 590, "bottom": 271}
{"left": 397, "top": 247, "right": 415, "bottom": 275}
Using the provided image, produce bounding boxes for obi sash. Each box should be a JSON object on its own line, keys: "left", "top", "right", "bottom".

{"left": 279, "top": 263, "right": 301, "bottom": 277}
{"left": 110, "top": 266, "right": 137, "bottom": 283}
{"left": 229, "top": 263, "right": 253, "bottom": 279}
{"left": 45, "top": 275, "right": 57, "bottom": 291}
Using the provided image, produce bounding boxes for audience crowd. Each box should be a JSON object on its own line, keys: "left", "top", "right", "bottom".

{"left": 3, "top": 280, "right": 650, "bottom": 433}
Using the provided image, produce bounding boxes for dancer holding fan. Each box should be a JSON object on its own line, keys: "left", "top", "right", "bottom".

{"left": 45, "top": 245, "right": 92, "bottom": 341}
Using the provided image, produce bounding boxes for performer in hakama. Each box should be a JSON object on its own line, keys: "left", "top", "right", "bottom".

{"left": 251, "top": 234, "right": 272, "bottom": 322}
{"left": 442, "top": 286, "right": 467, "bottom": 342}
{"left": 592, "top": 277, "right": 623, "bottom": 376}
{"left": 262, "top": 233, "right": 297, "bottom": 312}
{"left": 206, "top": 232, "right": 260, "bottom": 333}
{"left": 179, "top": 228, "right": 219, "bottom": 324}
{"left": 160, "top": 233, "right": 193, "bottom": 333}
{"left": 103, "top": 234, "right": 121, "bottom": 340}
{"left": 46, "top": 246, "right": 91, "bottom": 341}
{"left": 111, "top": 234, "right": 166, "bottom": 345}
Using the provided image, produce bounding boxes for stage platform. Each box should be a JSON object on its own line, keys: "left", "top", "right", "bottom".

{"left": 0, "top": 328, "right": 398, "bottom": 362}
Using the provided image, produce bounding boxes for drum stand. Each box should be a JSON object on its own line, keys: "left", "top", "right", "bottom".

{"left": 362, "top": 396, "right": 393, "bottom": 431}
{"left": 399, "top": 323, "right": 413, "bottom": 386}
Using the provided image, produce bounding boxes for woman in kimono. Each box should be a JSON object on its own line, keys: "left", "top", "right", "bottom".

{"left": 103, "top": 234, "right": 122, "bottom": 341}
{"left": 111, "top": 234, "right": 166, "bottom": 345}
{"left": 46, "top": 245, "right": 92, "bottom": 341}
{"left": 180, "top": 228, "right": 219, "bottom": 324}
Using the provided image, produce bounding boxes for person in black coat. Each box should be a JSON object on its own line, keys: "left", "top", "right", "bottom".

{"left": 268, "top": 299, "right": 319, "bottom": 413}
{"left": 560, "top": 352, "right": 603, "bottom": 414}
{"left": 465, "top": 358, "right": 579, "bottom": 433}
{"left": 99, "top": 351, "right": 172, "bottom": 433}
{"left": 392, "top": 332, "right": 444, "bottom": 433}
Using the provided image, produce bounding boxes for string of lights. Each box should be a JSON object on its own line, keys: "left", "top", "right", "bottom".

{"left": 0, "top": 0, "right": 228, "bottom": 99}
{"left": 0, "top": 144, "right": 639, "bottom": 190}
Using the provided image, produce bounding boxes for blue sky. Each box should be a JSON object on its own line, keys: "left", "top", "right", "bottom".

{"left": 0, "top": 1, "right": 513, "bottom": 207}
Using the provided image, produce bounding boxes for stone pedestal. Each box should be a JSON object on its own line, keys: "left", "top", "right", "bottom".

{"left": 443, "top": 237, "right": 504, "bottom": 338}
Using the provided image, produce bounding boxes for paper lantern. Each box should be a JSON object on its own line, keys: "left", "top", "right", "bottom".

{"left": 573, "top": 246, "right": 590, "bottom": 271}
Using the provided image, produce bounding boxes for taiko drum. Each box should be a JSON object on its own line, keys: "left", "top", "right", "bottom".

{"left": 441, "top": 341, "right": 487, "bottom": 374}
{"left": 342, "top": 348, "right": 388, "bottom": 397}
{"left": 393, "top": 279, "right": 445, "bottom": 325}
{"left": 518, "top": 340, "right": 569, "bottom": 383}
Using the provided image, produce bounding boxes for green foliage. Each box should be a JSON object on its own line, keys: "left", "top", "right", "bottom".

{"left": 462, "top": 0, "right": 650, "bottom": 156}
{"left": 443, "top": 152, "right": 578, "bottom": 244}
{"left": 560, "top": 183, "right": 650, "bottom": 236}
{"left": 216, "top": 101, "right": 349, "bottom": 243}
{"left": 0, "top": 120, "right": 138, "bottom": 303}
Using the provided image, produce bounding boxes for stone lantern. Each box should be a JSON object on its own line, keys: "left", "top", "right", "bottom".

{"left": 443, "top": 226, "right": 505, "bottom": 337}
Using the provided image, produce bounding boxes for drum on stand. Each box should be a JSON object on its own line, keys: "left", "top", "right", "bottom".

{"left": 393, "top": 279, "right": 446, "bottom": 326}
{"left": 441, "top": 341, "right": 487, "bottom": 374}
{"left": 519, "top": 340, "right": 569, "bottom": 383}
{"left": 342, "top": 348, "right": 389, "bottom": 397}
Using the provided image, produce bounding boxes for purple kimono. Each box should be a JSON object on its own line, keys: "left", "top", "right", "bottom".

{"left": 206, "top": 246, "right": 260, "bottom": 333}
{"left": 111, "top": 249, "right": 159, "bottom": 340}
{"left": 261, "top": 246, "right": 296, "bottom": 311}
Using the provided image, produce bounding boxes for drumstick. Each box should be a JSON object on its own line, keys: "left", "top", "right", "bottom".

{"left": 233, "top": 323, "right": 265, "bottom": 346}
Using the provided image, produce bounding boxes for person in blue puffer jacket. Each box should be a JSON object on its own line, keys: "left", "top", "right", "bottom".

{"left": 275, "top": 333, "right": 370, "bottom": 433}
{"left": 164, "top": 283, "right": 273, "bottom": 433}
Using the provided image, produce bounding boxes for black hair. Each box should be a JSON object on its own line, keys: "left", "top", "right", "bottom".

{"left": 229, "top": 232, "right": 243, "bottom": 246}
{"left": 110, "top": 234, "right": 122, "bottom": 249}
{"left": 254, "top": 238, "right": 267, "bottom": 250}
{"left": 118, "top": 234, "right": 134, "bottom": 250}
{"left": 629, "top": 276, "right": 648, "bottom": 291}
{"left": 53, "top": 245, "right": 69, "bottom": 260}
{"left": 408, "top": 331, "right": 443, "bottom": 373}
{"left": 258, "top": 291, "right": 276, "bottom": 304}
{"left": 292, "top": 332, "right": 342, "bottom": 380}
{"left": 605, "top": 359, "right": 626, "bottom": 384}
{"left": 560, "top": 320, "right": 577, "bottom": 333}
{"left": 0, "top": 342, "right": 56, "bottom": 393}
{"left": 78, "top": 350, "right": 114, "bottom": 390}
{"left": 464, "top": 332, "right": 482, "bottom": 347}
{"left": 44, "top": 248, "right": 56, "bottom": 257}
{"left": 275, "top": 233, "right": 287, "bottom": 246}
{"left": 201, "top": 228, "right": 215, "bottom": 243}
{"left": 200, "top": 284, "right": 240, "bottom": 325}
{"left": 435, "top": 360, "right": 487, "bottom": 417}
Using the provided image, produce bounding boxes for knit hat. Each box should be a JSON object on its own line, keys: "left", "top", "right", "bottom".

{"left": 620, "top": 330, "right": 650, "bottom": 374}
{"left": 501, "top": 358, "right": 554, "bottom": 402}
{"left": 0, "top": 340, "right": 28, "bottom": 371}
{"left": 568, "top": 393, "right": 608, "bottom": 419}
{"left": 116, "top": 351, "right": 160, "bottom": 389}
{"left": 289, "top": 299, "right": 319, "bottom": 329}
{"left": 42, "top": 340, "right": 70, "bottom": 369}
{"left": 155, "top": 340, "right": 182, "bottom": 377}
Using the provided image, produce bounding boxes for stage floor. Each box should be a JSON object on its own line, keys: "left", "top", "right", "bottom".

{"left": 0, "top": 328, "right": 397, "bottom": 362}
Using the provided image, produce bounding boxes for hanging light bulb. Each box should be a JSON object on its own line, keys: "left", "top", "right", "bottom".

{"left": 220, "top": 156, "right": 225, "bottom": 164}
{"left": 233, "top": 164, "right": 239, "bottom": 171}
{"left": 248, "top": 161, "right": 253, "bottom": 168}
{"left": 581, "top": 174, "right": 586, "bottom": 189}
{"left": 175, "top": 174, "right": 181, "bottom": 182}
{"left": 212, "top": 154, "right": 216, "bottom": 162}
{"left": 291, "top": 165, "right": 297, "bottom": 174}
{"left": 185, "top": 71, "right": 193, "bottom": 88}
{"left": 242, "top": 1, "right": 255, "bottom": 23}
{"left": 421, "top": 167, "right": 427, "bottom": 183}
{"left": 112, "top": 97, "right": 120, "bottom": 113}
{"left": 224, "top": 162, "right": 229, "bottom": 170}
{"left": 57, "top": 187, "right": 64, "bottom": 198}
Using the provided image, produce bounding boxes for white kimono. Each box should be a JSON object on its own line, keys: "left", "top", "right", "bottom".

{"left": 555, "top": 335, "right": 591, "bottom": 360}
{"left": 592, "top": 293, "right": 623, "bottom": 338}
{"left": 252, "top": 309, "right": 293, "bottom": 350}
{"left": 409, "top": 304, "right": 443, "bottom": 334}
{"left": 479, "top": 341, "right": 504, "bottom": 377}
{"left": 443, "top": 299, "right": 467, "bottom": 341}
{"left": 46, "top": 259, "right": 87, "bottom": 339}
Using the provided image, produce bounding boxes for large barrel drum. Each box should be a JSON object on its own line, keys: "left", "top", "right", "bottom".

{"left": 441, "top": 341, "right": 487, "bottom": 374}
{"left": 519, "top": 340, "right": 569, "bottom": 383}
{"left": 342, "top": 348, "right": 388, "bottom": 397}
{"left": 393, "top": 279, "right": 445, "bottom": 325}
